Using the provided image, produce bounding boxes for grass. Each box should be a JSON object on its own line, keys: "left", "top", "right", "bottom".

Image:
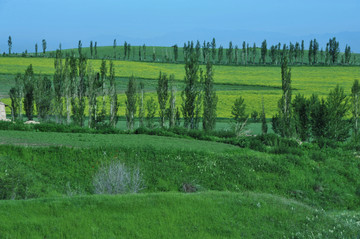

{"left": 1, "top": 133, "right": 360, "bottom": 210}
{"left": 0, "top": 191, "right": 359, "bottom": 239}
{"left": 0, "top": 130, "right": 239, "bottom": 153}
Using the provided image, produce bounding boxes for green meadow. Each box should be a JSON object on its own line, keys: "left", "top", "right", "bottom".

{"left": 0, "top": 56, "right": 359, "bottom": 118}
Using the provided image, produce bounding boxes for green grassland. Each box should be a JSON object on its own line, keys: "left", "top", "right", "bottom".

{"left": 0, "top": 57, "right": 359, "bottom": 118}
{"left": 1, "top": 130, "right": 360, "bottom": 237}
{"left": 1, "top": 192, "right": 359, "bottom": 239}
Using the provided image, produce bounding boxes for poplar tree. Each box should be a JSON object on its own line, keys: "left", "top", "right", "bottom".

{"left": 308, "top": 40, "right": 313, "bottom": 65}
{"left": 227, "top": 41, "right": 233, "bottom": 64}
{"left": 294, "top": 42, "right": 300, "bottom": 64}
{"left": 292, "top": 94, "right": 310, "bottom": 141}
{"left": 109, "top": 61, "right": 119, "bottom": 127}
{"left": 328, "top": 37, "right": 340, "bottom": 64}
{"left": 87, "top": 64, "right": 98, "bottom": 128}
{"left": 113, "top": 39, "right": 117, "bottom": 59}
{"left": 173, "top": 44, "right": 178, "bottom": 62}
{"left": 352, "top": 80, "right": 360, "bottom": 140}
{"left": 8, "top": 36, "right": 12, "bottom": 55}
{"left": 42, "top": 39, "right": 47, "bottom": 55}
{"left": 345, "top": 45, "right": 351, "bottom": 64}
{"left": 124, "top": 41, "right": 128, "bottom": 59}
{"left": 234, "top": 45, "right": 239, "bottom": 65}
{"left": 242, "top": 41, "right": 246, "bottom": 65}
{"left": 157, "top": 72, "right": 169, "bottom": 127}
{"left": 202, "top": 61, "right": 217, "bottom": 131}
{"left": 35, "top": 43, "right": 38, "bottom": 57}
{"left": 78, "top": 40, "right": 82, "bottom": 56}
{"left": 252, "top": 43, "right": 257, "bottom": 64}
{"left": 138, "top": 82, "right": 145, "bottom": 127}
{"left": 217, "top": 46, "right": 223, "bottom": 64}
{"left": 231, "top": 97, "right": 248, "bottom": 136}
{"left": 211, "top": 38, "right": 216, "bottom": 63}
{"left": 300, "top": 40, "right": 305, "bottom": 64}
{"left": 326, "top": 85, "right": 350, "bottom": 141}
{"left": 53, "top": 49, "right": 64, "bottom": 123}
{"left": 94, "top": 41, "right": 98, "bottom": 58}
{"left": 261, "top": 40, "right": 267, "bottom": 64}
{"left": 169, "top": 75, "right": 176, "bottom": 128}
{"left": 9, "top": 86, "right": 20, "bottom": 120}
{"left": 182, "top": 52, "right": 200, "bottom": 129}
{"left": 312, "top": 39, "right": 319, "bottom": 64}
{"left": 125, "top": 75, "right": 137, "bottom": 130}
{"left": 90, "top": 41, "right": 93, "bottom": 58}
{"left": 142, "top": 44, "right": 146, "bottom": 60}
{"left": 63, "top": 58, "right": 71, "bottom": 124}
{"left": 35, "top": 76, "right": 53, "bottom": 121}
{"left": 99, "top": 60, "right": 107, "bottom": 123}
{"left": 23, "top": 65, "right": 35, "bottom": 120}
{"left": 278, "top": 56, "right": 292, "bottom": 137}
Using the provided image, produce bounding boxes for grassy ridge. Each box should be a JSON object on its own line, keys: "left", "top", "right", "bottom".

{"left": 1, "top": 132, "right": 360, "bottom": 209}
{"left": 1, "top": 192, "right": 359, "bottom": 239}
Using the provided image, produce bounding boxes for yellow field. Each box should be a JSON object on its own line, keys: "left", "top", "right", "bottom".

{"left": 0, "top": 57, "right": 359, "bottom": 118}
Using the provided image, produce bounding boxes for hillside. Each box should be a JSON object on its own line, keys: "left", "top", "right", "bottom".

{"left": 1, "top": 192, "right": 359, "bottom": 239}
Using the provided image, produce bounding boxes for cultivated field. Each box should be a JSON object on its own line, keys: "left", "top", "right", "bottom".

{"left": 0, "top": 57, "right": 359, "bottom": 118}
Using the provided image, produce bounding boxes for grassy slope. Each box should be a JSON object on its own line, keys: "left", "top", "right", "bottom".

{"left": 1, "top": 130, "right": 360, "bottom": 210}
{"left": 1, "top": 191, "right": 359, "bottom": 239}
{"left": 0, "top": 130, "right": 238, "bottom": 153}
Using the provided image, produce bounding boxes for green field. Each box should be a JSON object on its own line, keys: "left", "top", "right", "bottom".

{"left": 1, "top": 130, "right": 360, "bottom": 237}
{"left": 1, "top": 192, "right": 359, "bottom": 239}
{"left": 0, "top": 57, "right": 359, "bottom": 118}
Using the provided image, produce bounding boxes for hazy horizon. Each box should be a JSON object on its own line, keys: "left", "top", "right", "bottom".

{"left": 1, "top": 0, "right": 359, "bottom": 52}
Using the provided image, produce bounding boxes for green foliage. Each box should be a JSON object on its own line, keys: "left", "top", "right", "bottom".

{"left": 182, "top": 52, "right": 200, "bottom": 129}
{"left": 202, "top": 61, "right": 217, "bottom": 131}
{"left": 146, "top": 97, "right": 157, "bottom": 129}
{"left": 156, "top": 72, "right": 169, "bottom": 127}
{"left": 125, "top": 75, "right": 137, "bottom": 130}
{"left": 23, "top": 64, "right": 35, "bottom": 120}
{"left": 293, "top": 94, "right": 310, "bottom": 141}
{"left": 326, "top": 85, "right": 351, "bottom": 141}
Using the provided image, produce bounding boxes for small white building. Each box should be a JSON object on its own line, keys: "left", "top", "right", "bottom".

{"left": 0, "top": 102, "right": 8, "bottom": 121}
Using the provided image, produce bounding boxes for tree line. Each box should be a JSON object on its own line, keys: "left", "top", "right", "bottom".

{"left": 7, "top": 45, "right": 360, "bottom": 143}
{"left": 4, "top": 36, "right": 357, "bottom": 66}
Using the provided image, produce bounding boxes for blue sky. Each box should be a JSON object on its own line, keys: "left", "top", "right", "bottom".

{"left": 0, "top": 0, "right": 359, "bottom": 52}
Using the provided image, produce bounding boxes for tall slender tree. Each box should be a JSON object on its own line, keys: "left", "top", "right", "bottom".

{"left": 42, "top": 39, "right": 47, "bottom": 55}
{"left": 261, "top": 40, "right": 267, "bottom": 64}
{"left": 211, "top": 38, "right": 216, "bottom": 63}
{"left": 278, "top": 56, "right": 292, "bottom": 137}
{"left": 109, "top": 61, "right": 119, "bottom": 127}
{"left": 169, "top": 75, "right": 176, "bottom": 128}
{"left": 182, "top": 52, "right": 200, "bottom": 129}
{"left": 113, "top": 39, "right": 117, "bottom": 59}
{"left": 157, "top": 72, "right": 169, "bottom": 127}
{"left": 125, "top": 75, "right": 137, "bottom": 130}
{"left": 352, "top": 79, "right": 360, "bottom": 140}
{"left": 328, "top": 37, "right": 340, "bottom": 64}
{"left": 90, "top": 41, "right": 93, "bottom": 58}
{"left": 35, "top": 43, "right": 38, "bottom": 57}
{"left": 8, "top": 36, "right": 12, "bottom": 55}
{"left": 202, "top": 61, "right": 217, "bottom": 131}
{"left": 138, "top": 82, "right": 145, "bottom": 127}
{"left": 23, "top": 65, "right": 35, "bottom": 120}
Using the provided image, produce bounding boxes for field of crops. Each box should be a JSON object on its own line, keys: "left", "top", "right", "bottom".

{"left": 0, "top": 57, "right": 359, "bottom": 118}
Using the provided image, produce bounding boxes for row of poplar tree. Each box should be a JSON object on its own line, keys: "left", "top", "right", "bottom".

{"left": 7, "top": 46, "right": 222, "bottom": 132}
{"left": 6, "top": 36, "right": 355, "bottom": 66}
{"left": 272, "top": 57, "right": 360, "bottom": 142}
